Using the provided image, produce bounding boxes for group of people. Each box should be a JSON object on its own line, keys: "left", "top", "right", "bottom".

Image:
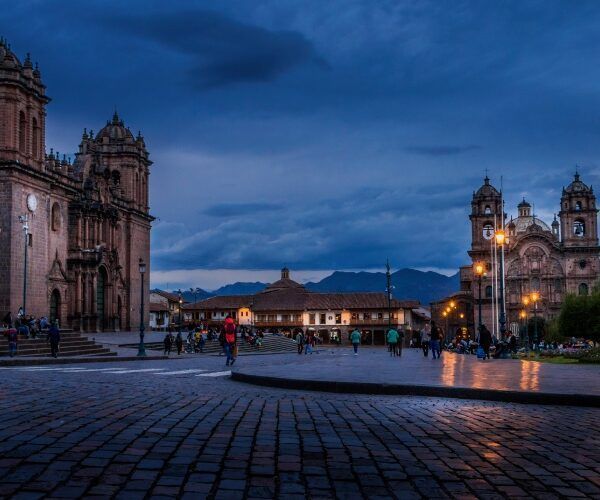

{"left": 2, "top": 309, "right": 61, "bottom": 358}
{"left": 294, "top": 330, "right": 319, "bottom": 354}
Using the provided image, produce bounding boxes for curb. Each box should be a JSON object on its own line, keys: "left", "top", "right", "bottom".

{"left": 0, "top": 355, "right": 182, "bottom": 366}
{"left": 231, "top": 372, "right": 600, "bottom": 408}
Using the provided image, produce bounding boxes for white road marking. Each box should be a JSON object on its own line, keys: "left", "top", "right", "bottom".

{"left": 153, "top": 369, "right": 207, "bottom": 375}
{"left": 101, "top": 368, "right": 167, "bottom": 374}
{"left": 196, "top": 370, "right": 231, "bottom": 377}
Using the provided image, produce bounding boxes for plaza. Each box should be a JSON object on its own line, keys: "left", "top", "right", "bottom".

{"left": 0, "top": 352, "right": 599, "bottom": 498}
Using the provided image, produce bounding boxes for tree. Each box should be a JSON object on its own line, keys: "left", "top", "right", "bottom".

{"left": 558, "top": 293, "right": 590, "bottom": 340}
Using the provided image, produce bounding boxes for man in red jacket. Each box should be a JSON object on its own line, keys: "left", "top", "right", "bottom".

{"left": 223, "top": 315, "right": 237, "bottom": 366}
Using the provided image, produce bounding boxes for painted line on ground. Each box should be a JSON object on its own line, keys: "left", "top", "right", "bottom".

{"left": 154, "top": 369, "right": 208, "bottom": 375}
{"left": 196, "top": 371, "right": 231, "bottom": 377}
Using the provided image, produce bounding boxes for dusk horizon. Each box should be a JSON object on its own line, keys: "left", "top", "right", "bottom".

{"left": 4, "top": 0, "right": 600, "bottom": 290}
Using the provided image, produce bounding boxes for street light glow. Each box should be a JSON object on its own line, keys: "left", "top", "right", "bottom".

{"left": 495, "top": 230, "right": 505, "bottom": 245}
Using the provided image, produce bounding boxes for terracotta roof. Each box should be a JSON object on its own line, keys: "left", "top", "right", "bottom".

{"left": 149, "top": 302, "right": 169, "bottom": 313}
{"left": 185, "top": 289, "right": 419, "bottom": 312}
{"left": 184, "top": 295, "right": 252, "bottom": 310}
{"left": 151, "top": 289, "right": 186, "bottom": 303}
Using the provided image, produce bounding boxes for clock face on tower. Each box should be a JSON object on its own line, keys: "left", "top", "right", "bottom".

{"left": 27, "top": 194, "right": 38, "bottom": 212}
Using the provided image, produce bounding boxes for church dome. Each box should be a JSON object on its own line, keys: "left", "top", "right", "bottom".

{"left": 96, "top": 112, "right": 135, "bottom": 142}
{"left": 474, "top": 176, "right": 500, "bottom": 198}
{"left": 513, "top": 215, "right": 551, "bottom": 234}
{"left": 564, "top": 172, "right": 591, "bottom": 194}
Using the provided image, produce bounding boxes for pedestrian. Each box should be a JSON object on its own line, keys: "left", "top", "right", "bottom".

{"left": 304, "top": 330, "right": 314, "bottom": 355}
{"left": 397, "top": 327, "right": 405, "bottom": 357}
{"left": 47, "top": 321, "right": 60, "bottom": 358}
{"left": 421, "top": 323, "right": 431, "bottom": 357}
{"left": 163, "top": 332, "right": 173, "bottom": 356}
{"left": 478, "top": 324, "right": 492, "bottom": 360}
{"left": 175, "top": 332, "right": 183, "bottom": 355}
{"left": 223, "top": 314, "right": 237, "bottom": 366}
{"left": 350, "top": 328, "right": 361, "bottom": 356}
{"left": 295, "top": 330, "right": 304, "bottom": 355}
{"left": 5, "top": 326, "right": 18, "bottom": 357}
{"left": 386, "top": 327, "right": 399, "bottom": 356}
{"left": 430, "top": 320, "right": 442, "bottom": 359}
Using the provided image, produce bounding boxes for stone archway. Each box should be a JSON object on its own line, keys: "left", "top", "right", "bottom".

{"left": 50, "top": 289, "right": 61, "bottom": 325}
{"left": 96, "top": 267, "right": 108, "bottom": 331}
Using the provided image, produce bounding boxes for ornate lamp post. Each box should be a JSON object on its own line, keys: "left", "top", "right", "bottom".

{"left": 530, "top": 291, "right": 540, "bottom": 354}
{"left": 18, "top": 215, "right": 29, "bottom": 317}
{"left": 519, "top": 309, "right": 528, "bottom": 356}
{"left": 177, "top": 289, "right": 183, "bottom": 335}
{"left": 495, "top": 230, "right": 507, "bottom": 339}
{"left": 474, "top": 262, "right": 485, "bottom": 331}
{"left": 522, "top": 295, "right": 530, "bottom": 356}
{"left": 137, "top": 258, "right": 146, "bottom": 357}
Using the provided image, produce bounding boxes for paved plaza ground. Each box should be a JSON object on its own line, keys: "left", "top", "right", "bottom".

{"left": 0, "top": 353, "right": 599, "bottom": 499}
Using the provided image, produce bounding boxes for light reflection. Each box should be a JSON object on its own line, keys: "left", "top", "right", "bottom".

{"left": 441, "top": 352, "right": 457, "bottom": 386}
{"left": 519, "top": 360, "right": 540, "bottom": 391}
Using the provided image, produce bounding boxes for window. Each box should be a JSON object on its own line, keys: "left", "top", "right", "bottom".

{"left": 335, "top": 313, "right": 341, "bottom": 325}
{"left": 531, "top": 277, "right": 540, "bottom": 292}
{"left": 27, "top": 233, "right": 33, "bottom": 247}
{"left": 351, "top": 313, "right": 357, "bottom": 321}
{"left": 573, "top": 219, "right": 585, "bottom": 237}
{"left": 319, "top": 313, "right": 326, "bottom": 325}
{"left": 482, "top": 223, "right": 494, "bottom": 240}
{"left": 485, "top": 286, "right": 492, "bottom": 298}
{"left": 19, "top": 111, "right": 26, "bottom": 153}
{"left": 575, "top": 201, "right": 582, "bottom": 211}
{"left": 579, "top": 283, "right": 589, "bottom": 296}
{"left": 484, "top": 205, "right": 492, "bottom": 215}
{"left": 579, "top": 260, "right": 587, "bottom": 270}
{"left": 363, "top": 313, "right": 369, "bottom": 321}
{"left": 32, "top": 117, "right": 39, "bottom": 159}
{"left": 377, "top": 312, "right": 383, "bottom": 320}
{"left": 51, "top": 203, "right": 61, "bottom": 231}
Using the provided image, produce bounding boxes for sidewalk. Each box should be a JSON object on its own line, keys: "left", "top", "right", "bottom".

{"left": 232, "top": 348, "right": 600, "bottom": 407}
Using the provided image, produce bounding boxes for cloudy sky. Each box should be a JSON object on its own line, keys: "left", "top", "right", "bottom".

{"left": 4, "top": 0, "right": 600, "bottom": 290}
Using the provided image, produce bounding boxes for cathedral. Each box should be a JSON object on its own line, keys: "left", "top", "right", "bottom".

{"left": 0, "top": 40, "right": 152, "bottom": 331}
{"left": 436, "top": 173, "right": 600, "bottom": 336}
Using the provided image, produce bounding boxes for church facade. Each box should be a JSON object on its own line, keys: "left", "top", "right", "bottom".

{"left": 433, "top": 173, "right": 599, "bottom": 337}
{"left": 0, "top": 40, "right": 152, "bottom": 331}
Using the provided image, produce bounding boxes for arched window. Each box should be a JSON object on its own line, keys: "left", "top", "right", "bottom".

{"left": 32, "top": 117, "right": 39, "bottom": 159}
{"left": 51, "top": 203, "right": 61, "bottom": 231}
{"left": 531, "top": 277, "right": 540, "bottom": 292}
{"left": 575, "top": 201, "right": 582, "bottom": 211}
{"left": 573, "top": 219, "right": 585, "bottom": 237}
{"left": 579, "top": 283, "right": 589, "bottom": 296}
{"left": 485, "top": 286, "right": 493, "bottom": 298}
{"left": 484, "top": 205, "right": 492, "bottom": 215}
{"left": 19, "top": 111, "right": 26, "bottom": 153}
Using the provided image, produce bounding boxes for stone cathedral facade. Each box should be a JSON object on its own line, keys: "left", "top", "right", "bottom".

{"left": 454, "top": 173, "right": 600, "bottom": 333}
{"left": 0, "top": 40, "right": 152, "bottom": 331}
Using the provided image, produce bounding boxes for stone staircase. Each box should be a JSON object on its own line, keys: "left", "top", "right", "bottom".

{"left": 120, "top": 334, "right": 298, "bottom": 355}
{"left": 0, "top": 329, "right": 116, "bottom": 358}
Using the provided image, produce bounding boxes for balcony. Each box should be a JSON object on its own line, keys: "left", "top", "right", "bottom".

{"left": 349, "top": 318, "right": 395, "bottom": 326}
{"left": 254, "top": 320, "right": 303, "bottom": 328}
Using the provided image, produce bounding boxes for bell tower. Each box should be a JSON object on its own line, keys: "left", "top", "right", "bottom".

{"left": 468, "top": 176, "right": 503, "bottom": 260}
{"left": 0, "top": 39, "right": 49, "bottom": 170}
{"left": 559, "top": 172, "right": 598, "bottom": 248}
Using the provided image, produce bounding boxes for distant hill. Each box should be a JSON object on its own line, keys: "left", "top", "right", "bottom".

{"left": 176, "top": 289, "right": 214, "bottom": 303}
{"left": 304, "top": 268, "right": 459, "bottom": 305}
{"left": 186, "top": 268, "right": 459, "bottom": 305}
{"left": 212, "top": 282, "right": 267, "bottom": 296}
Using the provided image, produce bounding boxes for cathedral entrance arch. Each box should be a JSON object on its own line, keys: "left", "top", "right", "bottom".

{"left": 97, "top": 267, "right": 108, "bottom": 330}
{"left": 50, "top": 289, "right": 61, "bottom": 325}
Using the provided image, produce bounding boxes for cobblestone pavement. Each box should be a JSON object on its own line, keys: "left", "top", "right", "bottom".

{"left": 0, "top": 356, "right": 598, "bottom": 499}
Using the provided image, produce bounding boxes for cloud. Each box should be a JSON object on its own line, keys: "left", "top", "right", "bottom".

{"left": 203, "top": 202, "right": 284, "bottom": 217}
{"left": 404, "top": 145, "right": 481, "bottom": 156}
{"left": 102, "top": 9, "right": 326, "bottom": 88}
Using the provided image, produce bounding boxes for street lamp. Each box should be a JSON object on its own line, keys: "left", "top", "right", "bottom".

{"left": 522, "top": 295, "right": 530, "bottom": 355}
{"left": 137, "top": 258, "right": 146, "bottom": 357}
{"left": 18, "top": 215, "right": 29, "bottom": 317}
{"left": 178, "top": 289, "right": 183, "bottom": 335}
{"left": 474, "top": 262, "right": 485, "bottom": 331}
{"left": 530, "top": 291, "right": 540, "bottom": 353}
{"left": 519, "top": 309, "right": 528, "bottom": 356}
{"left": 495, "top": 230, "right": 507, "bottom": 339}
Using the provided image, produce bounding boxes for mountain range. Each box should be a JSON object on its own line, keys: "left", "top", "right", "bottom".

{"left": 176, "top": 268, "right": 459, "bottom": 306}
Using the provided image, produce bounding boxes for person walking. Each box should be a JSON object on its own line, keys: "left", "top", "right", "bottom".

{"left": 163, "top": 332, "right": 173, "bottom": 356}
{"left": 478, "top": 324, "right": 492, "bottom": 360}
{"left": 47, "top": 321, "right": 60, "bottom": 358}
{"left": 397, "top": 327, "right": 405, "bottom": 357}
{"left": 430, "top": 320, "right": 442, "bottom": 360}
{"left": 223, "top": 314, "right": 237, "bottom": 366}
{"left": 175, "top": 332, "right": 183, "bottom": 355}
{"left": 350, "top": 328, "right": 361, "bottom": 356}
{"left": 5, "top": 326, "right": 18, "bottom": 357}
{"left": 421, "top": 323, "right": 431, "bottom": 357}
{"left": 304, "top": 330, "right": 314, "bottom": 355}
{"left": 295, "top": 330, "right": 305, "bottom": 355}
{"left": 386, "top": 327, "right": 399, "bottom": 356}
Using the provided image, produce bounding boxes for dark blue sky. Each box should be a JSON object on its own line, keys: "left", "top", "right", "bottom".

{"left": 4, "top": 0, "right": 600, "bottom": 289}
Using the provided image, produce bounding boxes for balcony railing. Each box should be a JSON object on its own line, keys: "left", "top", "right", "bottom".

{"left": 349, "top": 318, "right": 396, "bottom": 326}
{"left": 254, "top": 320, "right": 303, "bottom": 327}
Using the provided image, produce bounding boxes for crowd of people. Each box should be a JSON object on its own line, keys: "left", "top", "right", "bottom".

{"left": 1, "top": 309, "right": 61, "bottom": 358}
